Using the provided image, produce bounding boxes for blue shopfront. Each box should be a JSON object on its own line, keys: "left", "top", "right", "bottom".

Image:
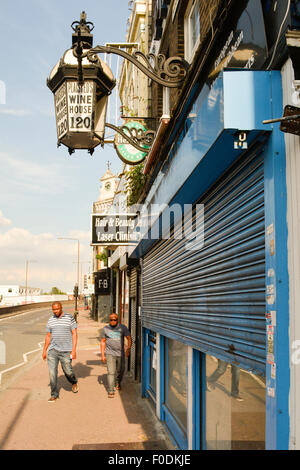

{"left": 129, "top": 69, "right": 289, "bottom": 450}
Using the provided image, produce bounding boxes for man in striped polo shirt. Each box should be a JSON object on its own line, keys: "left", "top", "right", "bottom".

{"left": 42, "top": 302, "right": 78, "bottom": 402}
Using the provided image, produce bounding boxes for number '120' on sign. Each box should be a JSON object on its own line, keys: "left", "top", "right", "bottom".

{"left": 69, "top": 116, "right": 92, "bottom": 130}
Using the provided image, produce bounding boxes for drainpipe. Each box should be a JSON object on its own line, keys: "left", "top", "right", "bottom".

{"left": 143, "top": 117, "right": 170, "bottom": 175}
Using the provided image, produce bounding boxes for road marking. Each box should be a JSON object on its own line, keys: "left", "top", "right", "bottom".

{"left": 0, "top": 308, "right": 50, "bottom": 322}
{"left": 0, "top": 342, "right": 44, "bottom": 386}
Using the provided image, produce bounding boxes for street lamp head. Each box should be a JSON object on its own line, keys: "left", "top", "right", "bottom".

{"left": 71, "top": 11, "right": 94, "bottom": 50}
{"left": 47, "top": 12, "right": 115, "bottom": 154}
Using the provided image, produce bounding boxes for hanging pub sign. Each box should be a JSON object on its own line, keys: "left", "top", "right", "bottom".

{"left": 55, "top": 82, "right": 68, "bottom": 140}
{"left": 54, "top": 80, "right": 99, "bottom": 149}
{"left": 91, "top": 213, "right": 141, "bottom": 246}
{"left": 114, "top": 121, "right": 149, "bottom": 165}
{"left": 48, "top": 38, "right": 116, "bottom": 154}
{"left": 94, "top": 269, "right": 111, "bottom": 295}
{"left": 67, "top": 80, "right": 94, "bottom": 133}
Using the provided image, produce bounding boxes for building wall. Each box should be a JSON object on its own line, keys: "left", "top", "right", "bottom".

{"left": 281, "top": 58, "right": 300, "bottom": 450}
{"left": 135, "top": 0, "right": 294, "bottom": 450}
{"left": 149, "top": 0, "right": 223, "bottom": 122}
{"left": 119, "top": 0, "right": 150, "bottom": 119}
{"left": 0, "top": 285, "right": 41, "bottom": 296}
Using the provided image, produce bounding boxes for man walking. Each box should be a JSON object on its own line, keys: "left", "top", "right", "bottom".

{"left": 100, "top": 313, "right": 132, "bottom": 398}
{"left": 42, "top": 302, "right": 78, "bottom": 402}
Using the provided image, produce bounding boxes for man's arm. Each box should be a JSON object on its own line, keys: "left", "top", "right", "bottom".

{"left": 71, "top": 328, "right": 77, "bottom": 360}
{"left": 125, "top": 335, "right": 132, "bottom": 357}
{"left": 100, "top": 338, "right": 106, "bottom": 363}
{"left": 42, "top": 332, "right": 51, "bottom": 360}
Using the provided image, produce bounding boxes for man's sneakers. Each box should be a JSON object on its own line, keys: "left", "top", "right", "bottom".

{"left": 231, "top": 394, "right": 244, "bottom": 402}
{"left": 48, "top": 396, "right": 58, "bottom": 403}
{"left": 108, "top": 384, "right": 121, "bottom": 397}
{"left": 48, "top": 384, "right": 78, "bottom": 401}
{"left": 206, "top": 381, "right": 216, "bottom": 392}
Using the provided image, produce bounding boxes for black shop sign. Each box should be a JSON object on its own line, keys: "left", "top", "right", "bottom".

{"left": 94, "top": 269, "right": 111, "bottom": 295}
{"left": 91, "top": 214, "right": 140, "bottom": 246}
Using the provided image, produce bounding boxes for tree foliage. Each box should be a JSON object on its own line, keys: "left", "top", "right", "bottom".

{"left": 125, "top": 163, "right": 147, "bottom": 206}
{"left": 96, "top": 248, "right": 108, "bottom": 266}
{"left": 42, "top": 287, "right": 66, "bottom": 295}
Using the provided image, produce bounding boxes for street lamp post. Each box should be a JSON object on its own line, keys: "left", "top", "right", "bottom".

{"left": 25, "top": 260, "right": 37, "bottom": 304}
{"left": 73, "top": 260, "right": 92, "bottom": 295}
{"left": 57, "top": 237, "right": 80, "bottom": 319}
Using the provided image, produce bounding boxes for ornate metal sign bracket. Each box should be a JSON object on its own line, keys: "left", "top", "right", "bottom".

{"left": 71, "top": 12, "right": 189, "bottom": 88}
{"left": 87, "top": 46, "right": 189, "bottom": 88}
{"left": 72, "top": 44, "right": 189, "bottom": 88}
{"left": 105, "top": 123, "right": 155, "bottom": 153}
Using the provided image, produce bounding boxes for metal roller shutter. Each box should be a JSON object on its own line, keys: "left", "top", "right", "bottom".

{"left": 142, "top": 149, "right": 265, "bottom": 373}
{"left": 130, "top": 268, "right": 137, "bottom": 297}
{"left": 129, "top": 268, "right": 137, "bottom": 378}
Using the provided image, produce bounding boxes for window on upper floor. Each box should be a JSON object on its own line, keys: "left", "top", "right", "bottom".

{"left": 184, "top": 0, "right": 200, "bottom": 63}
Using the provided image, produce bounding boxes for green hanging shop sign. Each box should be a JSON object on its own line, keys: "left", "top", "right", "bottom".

{"left": 114, "top": 121, "right": 149, "bottom": 165}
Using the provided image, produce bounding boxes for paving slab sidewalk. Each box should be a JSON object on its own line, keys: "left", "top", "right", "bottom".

{"left": 0, "top": 307, "right": 174, "bottom": 450}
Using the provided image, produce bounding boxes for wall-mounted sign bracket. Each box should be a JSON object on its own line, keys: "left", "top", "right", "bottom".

{"left": 263, "top": 105, "right": 300, "bottom": 136}
{"left": 73, "top": 44, "right": 189, "bottom": 89}
{"left": 105, "top": 123, "right": 155, "bottom": 153}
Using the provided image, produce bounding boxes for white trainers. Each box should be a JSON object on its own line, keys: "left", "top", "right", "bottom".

{"left": 232, "top": 394, "right": 244, "bottom": 402}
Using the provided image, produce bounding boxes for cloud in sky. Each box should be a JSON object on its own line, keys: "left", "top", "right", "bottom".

{"left": 0, "top": 215, "right": 92, "bottom": 292}
{"left": 0, "top": 152, "right": 72, "bottom": 195}
{"left": 0, "top": 210, "right": 11, "bottom": 226}
{"left": 0, "top": 108, "right": 33, "bottom": 117}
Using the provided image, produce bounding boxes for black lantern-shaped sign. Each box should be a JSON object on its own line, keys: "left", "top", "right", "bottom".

{"left": 47, "top": 12, "right": 116, "bottom": 154}
{"left": 47, "top": 12, "right": 189, "bottom": 158}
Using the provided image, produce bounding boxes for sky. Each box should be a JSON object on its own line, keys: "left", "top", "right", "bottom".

{"left": 0, "top": 0, "right": 131, "bottom": 293}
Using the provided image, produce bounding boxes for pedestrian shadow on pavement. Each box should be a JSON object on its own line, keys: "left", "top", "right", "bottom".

{"left": 55, "top": 362, "right": 93, "bottom": 393}
{"left": 97, "top": 373, "right": 109, "bottom": 392}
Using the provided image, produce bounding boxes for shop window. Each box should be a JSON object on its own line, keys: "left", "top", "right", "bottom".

{"left": 143, "top": 330, "right": 157, "bottom": 403}
{"left": 148, "top": 331, "right": 157, "bottom": 398}
{"left": 164, "top": 338, "right": 188, "bottom": 436}
{"left": 206, "top": 355, "right": 266, "bottom": 450}
{"left": 184, "top": 0, "right": 200, "bottom": 62}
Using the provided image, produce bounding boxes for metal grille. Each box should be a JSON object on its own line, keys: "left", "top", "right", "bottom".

{"left": 142, "top": 150, "right": 266, "bottom": 373}
{"left": 129, "top": 269, "right": 137, "bottom": 378}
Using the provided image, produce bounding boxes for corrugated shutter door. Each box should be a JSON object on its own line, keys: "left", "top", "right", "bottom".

{"left": 130, "top": 268, "right": 137, "bottom": 297}
{"left": 130, "top": 269, "right": 137, "bottom": 378}
{"left": 142, "top": 150, "right": 265, "bottom": 373}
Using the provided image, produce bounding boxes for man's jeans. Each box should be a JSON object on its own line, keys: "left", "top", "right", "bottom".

{"left": 207, "top": 359, "right": 240, "bottom": 396}
{"left": 106, "top": 354, "right": 125, "bottom": 393}
{"left": 47, "top": 349, "right": 77, "bottom": 398}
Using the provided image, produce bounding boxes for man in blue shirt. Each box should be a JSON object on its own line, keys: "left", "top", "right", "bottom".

{"left": 42, "top": 302, "right": 78, "bottom": 402}
{"left": 100, "top": 313, "right": 132, "bottom": 398}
